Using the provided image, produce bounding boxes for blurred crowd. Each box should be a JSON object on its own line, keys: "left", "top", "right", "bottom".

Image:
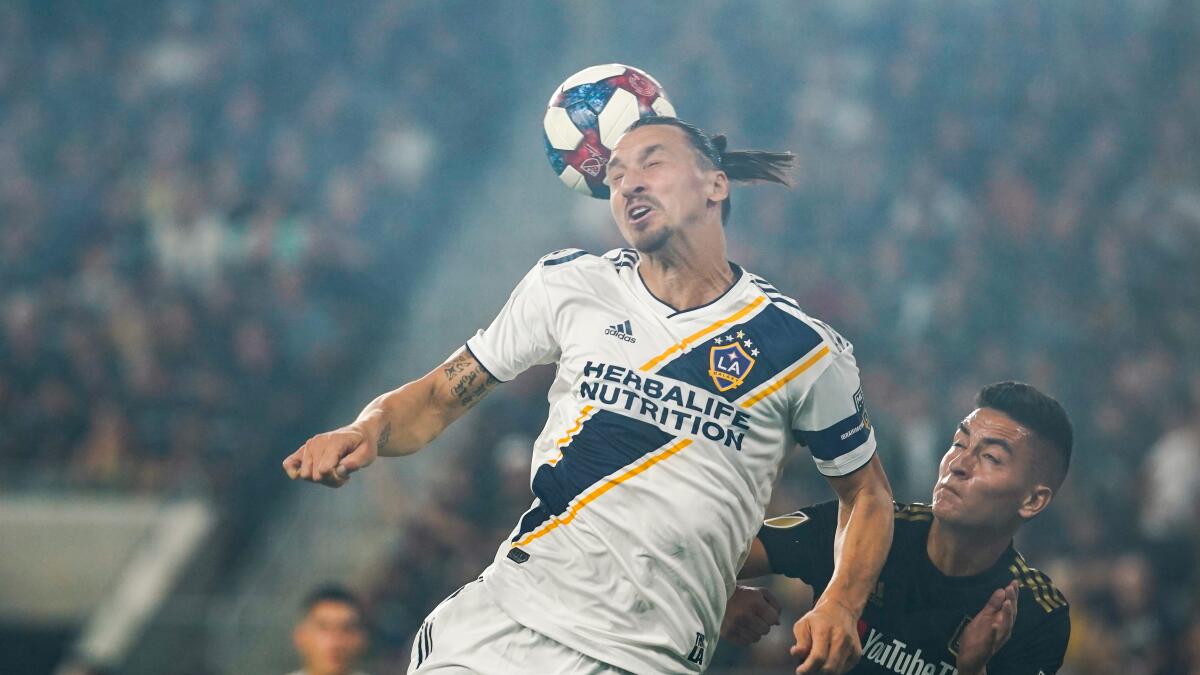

{"left": 0, "top": 0, "right": 516, "bottom": 497}
{"left": 363, "top": 2, "right": 1200, "bottom": 674}
{"left": 5, "top": 0, "right": 1199, "bottom": 674}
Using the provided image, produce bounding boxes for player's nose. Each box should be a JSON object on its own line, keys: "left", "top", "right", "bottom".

{"left": 620, "top": 170, "right": 647, "bottom": 198}
{"left": 946, "top": 450, "right": 972, "bottom": 478}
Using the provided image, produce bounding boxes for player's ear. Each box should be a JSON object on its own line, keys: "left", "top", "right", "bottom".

{"left": 708, "top": 170, "right": 729, "bottom": 204}
{"left": 1017, "top": 484, "right": 1053, "bottom": 520}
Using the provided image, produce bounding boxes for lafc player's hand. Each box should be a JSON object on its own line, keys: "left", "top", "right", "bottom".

{"left": 956, "top": 580, "right": 1019, "bottom": 675}
{"left": 283, "top": 424, "right": 378, "bottom": 488}
{"left": 721, "top": 585, "right": 782, "bottom": 646}
{"left": 790, "top": 598, "right": 863, "bottom": 674}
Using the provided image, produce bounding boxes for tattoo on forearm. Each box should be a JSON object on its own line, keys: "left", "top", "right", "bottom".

{"left": 444, "top": 354, "right": 497, "bottom": 409}
{"left": 378, "top": 422, "right": 391, "bottom": 450}
{"left": 443, "top": 359, "right": 472, "bottom": 377}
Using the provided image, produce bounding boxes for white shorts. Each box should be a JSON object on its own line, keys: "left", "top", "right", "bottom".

{"left": 407, "top": 576, "right": 632, "bottom": 675}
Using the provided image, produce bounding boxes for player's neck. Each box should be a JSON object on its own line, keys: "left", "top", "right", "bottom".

{"left": 926, "top": 519, "right": 1014, "bottom": 577}
{"left": 638, "top": 222, "right": 735, "bottom": 312}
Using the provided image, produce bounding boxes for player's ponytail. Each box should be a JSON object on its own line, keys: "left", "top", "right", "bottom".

{"left": 709, "top": 135, "right": 795, "bottom": 186}
{"left": 626, "top": 116, "right": 795, "bottom": 224}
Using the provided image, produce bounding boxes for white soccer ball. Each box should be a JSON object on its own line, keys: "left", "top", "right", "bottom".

{"left": 543, "top": 64, "right": 676, "bottom": 199}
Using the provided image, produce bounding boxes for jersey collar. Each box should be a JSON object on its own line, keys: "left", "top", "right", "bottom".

{"left": 919, "top": 525, "right": 1018, "bottom": 588}
{"left": 632, "top": 255, "right": 749, "bottom": 319}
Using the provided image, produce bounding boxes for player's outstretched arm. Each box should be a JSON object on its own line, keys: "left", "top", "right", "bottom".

{"left": 282, "top": 347, "right": 498, "bottom": 487}
{"left": 791, "top": 454, "right": 893, "bottom": 675}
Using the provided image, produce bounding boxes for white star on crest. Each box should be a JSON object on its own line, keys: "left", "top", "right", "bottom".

{"left": 714, "top": 336, "right": 725, "bottom": 344}
{"left": 751, "top": 348, "right": 760, "bottom": 356}
{"left": 736, "top": 330, "right": 746, "bottom": 339}
{"left": 744, "top": 340, "right": 754, "bottom": 347}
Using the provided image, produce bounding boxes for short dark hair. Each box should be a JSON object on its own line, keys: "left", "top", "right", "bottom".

{"left": 301, "top": 584, "right": 365, "bottom": 619}
{"left": 976, "top": 382, "right": 1073, "bottom": 491}
{"left": 624, "top": 116, "right": 795, "bottom": 225}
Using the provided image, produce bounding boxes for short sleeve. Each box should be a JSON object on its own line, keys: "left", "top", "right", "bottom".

{"left": 465, "top": 261, "right": 560, "bottom": 382}
{"left": 790, "top": 349, "right": 876, "bottom": 477}
{"left": 756, "top": 500, "right": 839, "bottom": 587}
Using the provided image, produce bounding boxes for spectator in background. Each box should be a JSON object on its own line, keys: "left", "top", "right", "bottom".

{"left": 290, "top": 585, "right": 370, "bottom": 675}
{"left": 1138, "top": 378, "right": 1200, "bottom": 623}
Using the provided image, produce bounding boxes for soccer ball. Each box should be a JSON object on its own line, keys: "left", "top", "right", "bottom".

{"left": 543, "top": 64, "right": 676, "bottom": 199}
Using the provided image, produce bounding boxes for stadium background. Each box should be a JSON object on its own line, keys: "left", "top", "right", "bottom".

{"left": 2, "top": 0, "right": 1198, "bottom": 673}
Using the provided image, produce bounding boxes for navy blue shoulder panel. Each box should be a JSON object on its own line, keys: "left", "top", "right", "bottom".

{"left": 602, "top": 247, "right": 639, "bottom": 270}
{"left": 750, "top": 275, "right": 803, "bottom": 313}
{"left": 542, "top": 249, "right": 591, "bottom": 267}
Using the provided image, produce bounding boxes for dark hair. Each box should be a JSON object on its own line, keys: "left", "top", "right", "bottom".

{"left": 976, "top": 382, "right": 1073, "bottom": 491}
{"left": 301, "top": 584, "right": 365, "bottom": 618}
{"left": 625, "top": 116, "right": 795, "bottom": 224}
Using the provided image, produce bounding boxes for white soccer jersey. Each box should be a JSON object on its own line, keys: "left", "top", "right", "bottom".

{"left": 465, "top": 248, "right": 876, "bottom": 673}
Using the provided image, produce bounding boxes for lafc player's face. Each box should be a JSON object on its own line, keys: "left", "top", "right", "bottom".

{"left": 932, "top": 408, "right": 1041, "bottom": 530}
{"left": 607, "top": 125, "right": 718, "bottom": 253}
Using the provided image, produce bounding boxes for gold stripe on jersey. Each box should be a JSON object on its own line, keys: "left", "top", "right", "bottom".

{"left": 513, "top": 438, "right": 694, "bottom": 548}
{"left": 1020, "top": 557, "right": 1067, "bottom": 610}
{"left": 1010, "top": 563, "right": 1053, "bottom": 612}
{"left": 893, "top": 503, "right": 933, "bottom": 521}
{"left": 549, "top": 406, "right": 596, "bottom": 466}
{"left": 556, "top": 406, "right": 594, "bottom": 446}
{"left": 1010, "top": 557, "right": 1066, "bottom": 613}
{"left": 740, "top": 345, "right": 830, "bottom": 408}
{"left": 639, "top": 297, "right": 766, "bottom": 372}
{"left": 1020, "top": 557, "right": 1067, "bottom": 611}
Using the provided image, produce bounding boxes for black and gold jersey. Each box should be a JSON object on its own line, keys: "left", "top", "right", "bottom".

{"left": 758, "top": 501, "right": 1069, "bottom": 675}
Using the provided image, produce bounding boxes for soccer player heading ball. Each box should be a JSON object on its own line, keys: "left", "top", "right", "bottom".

{"left": 284, "top": 117, "right": 896, "bottom": 674}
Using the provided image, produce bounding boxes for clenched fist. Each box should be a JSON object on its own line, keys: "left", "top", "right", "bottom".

{"left": 722, "top": 585, "right": 782, "bottom": 646}
{"left": 282, "top": 424, "right": 379, "bottom": 488}
{"left": 790, "top": 598, "right": 863, "bottom": 675}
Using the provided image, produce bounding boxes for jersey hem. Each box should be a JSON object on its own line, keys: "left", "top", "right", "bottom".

{"left": 485, "top": 575, "right": 702, "bottom": 674}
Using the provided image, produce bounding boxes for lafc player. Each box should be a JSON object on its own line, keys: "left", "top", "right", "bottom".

{"left": 725, "top": 382, "right": 1071, "bottom": 675}
{"left": 285, "top": 118, "right": 895, "bottom": 674}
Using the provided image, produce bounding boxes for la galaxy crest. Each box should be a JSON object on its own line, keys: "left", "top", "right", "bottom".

{"left": 708, "top": 331, "right": 757, "bottom": 392}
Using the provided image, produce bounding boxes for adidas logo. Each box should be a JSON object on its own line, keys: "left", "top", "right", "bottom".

{"left": 604, "top": 319, "right": 637, "bottom": 343}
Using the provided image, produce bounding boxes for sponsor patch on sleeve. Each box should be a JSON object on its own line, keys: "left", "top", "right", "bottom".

{"left": 763, "top": 512, "right": 810, "bottom": 529}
